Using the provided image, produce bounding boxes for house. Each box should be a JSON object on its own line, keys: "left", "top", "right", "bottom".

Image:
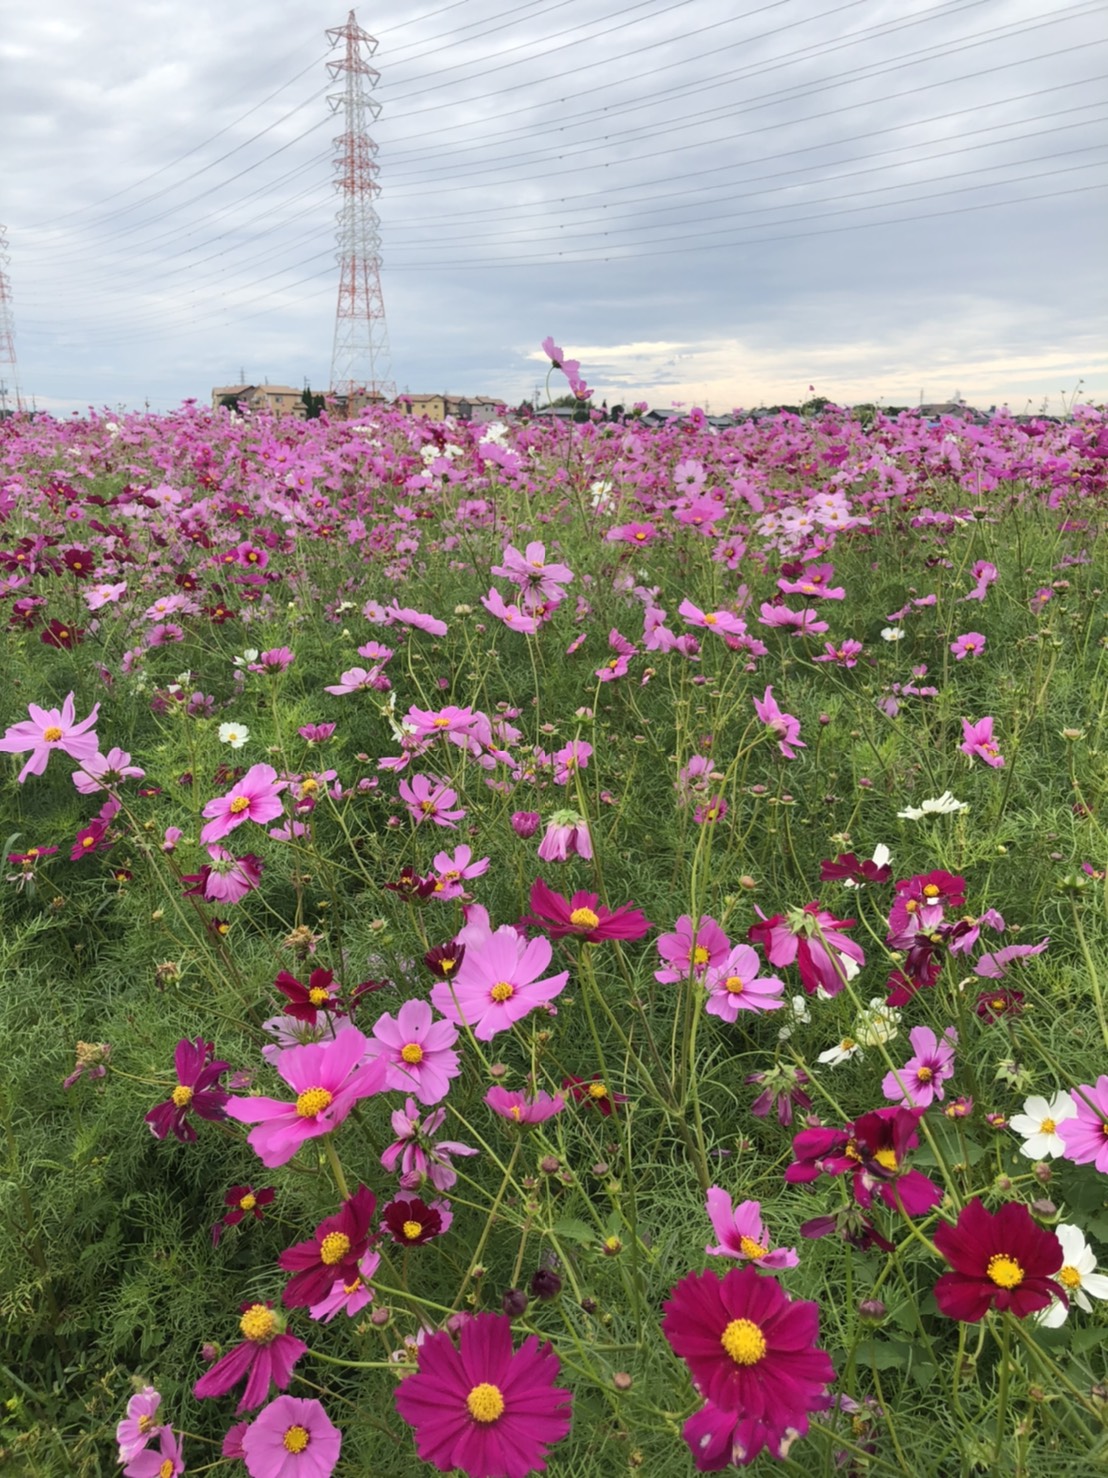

{"left": 210, "top": 384, "right": 307, "bottom": 418}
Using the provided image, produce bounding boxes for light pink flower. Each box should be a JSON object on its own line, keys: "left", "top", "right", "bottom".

{"left": 1057, "top": 1077, "right": 1108, "bottom": 1173}
{"left": 381, "top": 1098, "right": 478, "bottom": 1191}
{"left": 753, "top": 686, "right": 805, "bottom": 759}
{"left": 950, "top": 632, "right": 986, "bottom": 660}
{"left": 703, "top": 944, "right": 785, "bottom": 1020}
{"left": 0, "top": 692, "right": 100, "bottom": 784}
{"left": 241, "top": 1396, "right": 341, "bottom": 1478}
{"left": 431, "top": 927, "right": 568, "bottom": 1040}
{"left": 398, "top": 773, "right": 466, "bottom": 828}
{"left": 308, "top": 1248, "right": 381, "bottom": 1323}
{"left": 116, "top": 1387, "right": 166, "bottom": 1463}
{"left": 484, "top": 1086, "right": 566, "bottom": 1124}
{"left": 72, "top": 747, "right": 145, "bottom": 794}
{"left": 200, "top": 763, "right": 286, "bottom": 845}
{"left": 537, "top": 811, "right": 592, "bottom": 861}
{"left": 677, "top": 598, "right": 746, "bottom": 636}
{"left": 882, "top": 1025, "right": 958, "bottom": 1108}
{"left": 704, "top": 1189, "right": 799, "bottom": 1268}
{"left": 364, "top": 999, "right": 460, "bottom": 1105}
{"left": 655, "top": 914, "right": 729, "bottom": 984}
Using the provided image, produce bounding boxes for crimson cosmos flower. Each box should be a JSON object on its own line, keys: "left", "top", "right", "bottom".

{"left": 934, "top": 1199, "right": 1064, "bottom": 1322}
{"left": 525, "top": 877, "right": 652, "bottom": 942}
{"left": 144, "top": 1037, "right": 230, "bottom": 1143}
{"left": 273, "top": 966, "right": 341, "bottom": 1023}
{"left": 193, "top": 1301, "right": 308, "bottom": 1413}
{"left": 278, "top": 1185, "right": 377, "bottom": 1308}
{"left": 563, "top": 1074, "right": 630, "bottom": 1117}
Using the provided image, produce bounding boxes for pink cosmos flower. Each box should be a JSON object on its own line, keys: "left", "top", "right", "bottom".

{"left": 200, "top": 763, "right": 286, "bottom": 845}
{"left": 363, "top": 999, "right": 460, "bottom": 1105}
{"left": 388, "top": 601, "right": 448, "bottom": 636}
{"left": 757, "top": 603, "right": 829, "bottom": 636}
{"left": 959, "top": 716, "right": 1005, "bottom": 768}
{"left": 882, "top": 1025, "right": 958, "bottom": 1108}
{"left": 950, "top": 632, "right": 986, "bottom": 660}
{"left": 752, "top": 686, "right": 805, "bottom": 759}
{"left": 398, "top": 773, "right": 466, "bottom": 828}
{"left": 480, "top": 587, "right": 540, "bottom": 634}
{"left": 324, "top": 666, "right": 381, "bottom": 695}
{"left": 492, "top": 541, "right": 574, "bottom": 609}
{"left": 431, "top": 927, "right": 568, "bottom": 1040}
{"left": 72, "top": 747, "right": 145, "bottom": 794}
{"left": 123, "top": 1427, "right": 184, "bottom": 1478}
{"left": 678, "top": 598, "right": 746, "bottom": 636}
{"left": 682, "top": 1398, "right": 810, "bottom": 1471}
{"left": 704, "top": 1190, "right": 799, "bottom": 1269}
{"left": 394, "top": 1312, "right": 572, "bottom": 1478}
{"left": 182, "top": 846, "right": 263, "bottom": 905}
{"left": 484, "top": 1086, "right": 566, "bottom": 1124}
{"left": 703, "top": 945, "right": 785, "bottom": 1021}
{"left": 655, "top": 914, "right": 730, "bottom": 984}
{"left": 962, "top": 560, "right": 998, "bottom": 601}
{"left": 309, "top": 1247, "right": 381, "bottom": 1323}
{"left": 116, "top": 1387, "right": 166, "bottom": 1463}
{"left": 777, "top": 563, "right": 845, "bottom": 600}
{"left": 552, "top": 738, "right": 591, "bottom": 784}
{"left": 1057, "top": 1077, "right": 1108, "bottom": 1172}
{"left": 0, "top": 692, "right": 100, "bottom": 784}
{"left": 224, "top": 1030, "right": 388, "bottom": 1168}
{"left": 430, "top": 844, "right": 489, "bottom": 900}
{"left": 813, "top": 639, "right": 863, "bottom": 667}
{"left": 194, "top": 1302, "right": 308, "bottom": 1413}
{"left": 537, "top": 810, "right": 592, "bottom": 861}
{"left": 974, "top": 937, "right": 1049, "bottom": 978}
{"left": 748, "top": 903, "right": 864, "bottom": 998}
{"left": 241, "top": 1396, "right": 342, "bottom": 1478}
{"left": 381, "top": 1098, "right": 478, "bottom": 1191}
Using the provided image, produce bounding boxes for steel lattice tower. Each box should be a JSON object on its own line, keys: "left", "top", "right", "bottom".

{"left": 326, "top": 10, "right": 395, "bottom": 402}
{"left": 0, "top": 227, "right": 24, "bottom": 416}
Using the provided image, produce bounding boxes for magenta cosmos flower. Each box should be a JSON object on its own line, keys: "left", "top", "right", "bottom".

{"left": 705, "top": 1190, "right": 798, "bottom": 1269}
{"left": 703, "top": 945, "right": 785, "bottom": 1021}
{"left": 364, "top": 999, "right": 461, "bottom": 1105}
{"left": 145, "top": 1037, "right": 230, "bottom": 1142}
{"left": 662, "top": 1266, "right": 835, "bottom": 1424}
{"left": 485, "top": 1086, "right": 565, "bottom": 1124}
{"left": 241, "top": 1396, "right": 342, "bottom": 1478}
{"left": 278, "top": 1184, "right": 377, "bottom": 1308}
{"left": 933, "top": 1199, "right": 1064, "bottom": 1322}
{"left": 950, "top": 632, "right": 986, "bottom": 660}
{"left": 959, "top": 716, "right": 1005, "bottom": 768}
{"left": 225, "top": 1030, "right": 387, "bottom": 1168}
{"left": 394, "top": 1311, "right": 572, "bottom": 1478}
{"left": 748, "top": 903, "right": 863, "bottom": 997}
{"left": 194, "top": 1302, "right": 308, "bottom": 1412}
{"left": 430, "top": 927, "right": 568, "bottom": 1041}
{"left": 398, "top": 773, "right": 466, "bottom": 828}
{"left": 881, "top": 1025, "right": 958, "bottom": 1108}
{"left": 525, "top": 877, "right": 651, "bottom": 942}
{"left": 200, "top": 762, "right": 286, "bottom": 845}
{"left": 0, "top": 691, "right": 100, "bottom": 784}
{"left": 655, "top": 914, "right": 729, "bottom": 984}
{"left": 116, "top": 1387, "right": 166, "bottom": 1463}
{"left": 752, "top": 686, "right": 805, "bottom": 760}
{"left": 123, "top": 1427, "right": 184, "bottom": 1478}
{"left": 682, "top": 1398, "right": 815, "bottom": 1471}
{"left": 1057, "top": 1076, "right": 1108, "bottom": 1172}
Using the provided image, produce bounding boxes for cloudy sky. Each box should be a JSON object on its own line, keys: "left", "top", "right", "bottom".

{"left": 3, "top": 0, "right": 1106, "bottom": 415}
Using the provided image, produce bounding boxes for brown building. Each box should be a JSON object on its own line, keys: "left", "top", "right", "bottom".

{"left": 211, "top": 383, "right": 307, "bottom": 418}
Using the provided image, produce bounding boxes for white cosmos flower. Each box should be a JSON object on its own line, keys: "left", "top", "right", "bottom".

{"left": 881, "top": 627, "right": 906, "bottom": 642}
{"left": 897, "top": 791, "right": 969, "bottom": 820}
{"left": 1008, "top": 1091, "right": 1077, "bottom": 1159}
{"left": 1035, "top": 1224, "right": 1108, "bottom": 1327}
{"left": 777, "top": 994, "right": 812, "bottom": 1041}
{"left": 818, "top": 1036, "right": 862, "bottom": 1067}
{"left": 218, "top": 722, "right": 250, "bottom": 749}
{"left": 853, "top": 997, "right": 901, "bottom": 1048}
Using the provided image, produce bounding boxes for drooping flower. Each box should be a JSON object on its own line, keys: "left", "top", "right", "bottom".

{"left": 72, "top": 747, "right": 145, "bottom": 794}
{"left": 240, "top": 1395, "right": 342, "bottom": 1478}
{"left": 430, "top": 927, "right": 568, "bottom": 1041}
{"left": 881, "top": 1025, "right": 958, "bottom": 1108}
{"left": 116, "top": 1387, "right": 166, "bottom": 1464}
{"left": 933, "top": 1199, "right": 1064, "bottom": 1322}
{"left": 1057, "top": 1076, "right": 1108, "bottom": 1172}
{"left": 662, "top": 1266, "right": 835, "bottom": 1425}
{"left": 364, "top": 999, "right": 460, "bottom": 1105}
{"left": 1035, "top": 1224, "right": 1108, "bottom": 1328}
{"left": 1008, "top": 1092, "right": 1077, "bottom": 1159}
{"left": 0, "top": 692, "right": 100, "bottom": 784}
{"left": 681, "top": 1399, "right": 812, "bottom": 1471}
{"left": 703, "top": 945, "right": 785, "bottom": 1021}
{"left": 381, "top": 1098, "right": 478, "bottom": 1191}
{"left": 525, "top": 877, "right": 651, "bottom": 942}
{"left": 786, "top": 1106, "right": 941, "bottom": 1216}
{"left": 704, "top": 1190, "right": 798, "bottom": 1269}
{"left": 145, "top": 1037, "right": 230, "bottom": 1143}
{"left": 536, "top": 810, "right": 592, "bottom": 861}
{"left": 394, "top": 1311, "right": 572, "bottom": 1478}
{"left": 752, "top": 686, "right": 805, "bottom": 759}
{"left": 278, "top": 1185, "right": 378, "bottom": 1308}
{"left": 200, "top": 763, "right": 287, "bottom": 845}
{"left": 224, "top": 1031, "right": 388, "bottom": 1168}
{"left": 959, "top": 716, "right": 1005, "bottom": 768}
{"left": 193, "top": 1302, "right": 309, "bottom": 1412}
{"left": 182, "top": 846, "right": 263, "bottom": 905}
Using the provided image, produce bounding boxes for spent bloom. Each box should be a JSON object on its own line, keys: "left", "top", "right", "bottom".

{"left": 933, "top": 1199, "right": 1064, "bottom": 1323}
{"left": 394, "top": 1311, "right": 572, "bottom": 1478}
{"left": 72, "top": 747, "right": 145, "bottom": 794}
{"left": 704, "top": 1190, "right": 799, "bottom": 1269}
{"left": 536, "top": 809, "right": 592, "bottom": 861}
{"left": 1008, "top": 1091, "right": 1077, "bottom": 1159}
{"left": 896, "top": 791, "right": 969, "bottom": 820}
{"left": 0, "top": 691, "right": 100, "bottom": 784}
{"left": 749, "top": 903, "right": 863, "bottom": 998}
{"left": 240, "top": 1396, "right": 342, "bottom": 1478}
{"left": 381, "top": 1098, "right": 478, "bottom": 1192}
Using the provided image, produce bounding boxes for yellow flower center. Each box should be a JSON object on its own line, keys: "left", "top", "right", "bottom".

{"left": 490, "top": 981, "right": 514, "bottom": 1002}
{"left": 509, "top": 1105, "right": 522, "bottom": 1120}
{"left": 720, "top": 1317, "right": 767, "bottom": 1366}
{"left": 239, "top": 1303, "right": 277, "bottom": 1343}
{"left": 320, "top": 1231, "right": 352, "bottom": 1265}
{"left": 923, "top": 884, "right": 940, "bottom": 898}
{"left": 570, "top": 906, "right": 600, "bottom": 929}
{"left": 43, "top": 725, "right": 64, "bottom": 742}
{"left": 466, "top": 1382, "right": 505, "bottom": 1423}
{"left": 159, "top": 1461, "right": 174, "bottom": 1478}
{"left": 138, "top": 1414, "right": 155, "bottom": 1434}
{"left": 402, "top": 1220, "right": 423, "bottom": 1241}
{"left": 873, "top": 1148, "right": 898, "bottom": 1172}
{"left": 432, "top": 715, "right": 452, "bottom": 727}
{"left": 239, "top": 1193, "right": 257, "bottom": 1212}
{"left": 739, "top": 1236, "right": 768, "bottom": 1260}
{"left": 704, "top": 612, "right": 718, "bottom": 624}
{"left": 228, "top": 795, "right": 251, "bottom": 814}
{"left": 420, "top": 799, "right": 437, "bottom": 813}
{"left": 1039, "top": 1117, "right": 1056, "bottom": 1134}
{"left": 171, "top": 1085, "right": 193, "bottom": 1108}
{"left": 440, "top": 957, "right": 456, "bottom": 974}
{"left": 308, "top": 986, "right": 330, "bottom": 1005}
{"left": 840, "top": 1038, "right": 856, "bottom": 1052}
{"left": 301, "top": 777, "right": 319, "bottom": 792}
{"left": 990, "top": 997, "right": 1007, "bottom": 1013}
{"left": 986, "top": 1254, "right": 1024, "bottom": 1290}
{"left": 724, "top": 975, "right": 745, "bottom": 994}
{"left": 917, "top": 1066, "right": 933, "bottom": 1083}
{"left": 296, "top": 1087, "right": 334, "bottom": 1119}
{"left": 604, "top": 1235, "right": 622, "bottom": 1252}
{"left": 283, "top": 1425, "right": 310, "bottom": 1454}
{"left": 588, "top": 1082, "right": 609, "bottom": 1099}
{"left": 692, "top": 946, "right": 711, "bottom": 966}
{"left": 400, "top": 1042, "right": 424, "bottom": 1065}
{"left": 1058, "top": 1264, "right": 1081, "bottom": 1290}
{"left": 344, "top": 1277, "right": 362, "bottom": 1295}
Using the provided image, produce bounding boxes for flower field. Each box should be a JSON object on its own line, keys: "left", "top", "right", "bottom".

{"left": 1, "top": 373, "right": 1106, "bottom": 1476}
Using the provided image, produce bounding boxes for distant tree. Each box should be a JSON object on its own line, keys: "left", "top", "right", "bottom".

{"left": 301, "top": 388, "right": 326, "bottom": 419}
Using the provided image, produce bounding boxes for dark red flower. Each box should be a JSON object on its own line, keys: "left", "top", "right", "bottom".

{"left": 212, "top": 1184, "right": 276, "bottom": 1247}
{"left": 42, "top": 618, "right": 85, "bottom": 649}
{"left": 563, "top": 1075, "right": 629, "bottom": 1117}
{"left": 934, "top": 1199, "right": 1064, "bottom": 1323}
{"left": 384, "top": 865, "right": 436, "bottom": 900}
{"left": 524, "top": 877, "right": 652, "bottom": 942}
{"left": 273, "top": 966, "right": 340, "bottom": 1024}
{"left": 145, "top": 1037, "right": 231, "bottom": 1143}
{"left": 786, "top": 1107, "right": 941, "bottom": 1217}
{"left": 819, "top": 852, "right": 891, "bottom": 886}
{"left": 278, "top": 1184, "right": 376, "bottom": 1307}
{"left": 424, "top": 939, "right": 466, "bottom": 981}
{"left": 61, "top": 548, "right": 95, "bottom": 579}
{"left": 383, "top": 1196, "right": 446, "bottom": 1246}
{"left": 975, "top": 987, "right": 1025, "bottom": 1022}
{"left": 70, "top": 819, "right": 111, "bottom": 861}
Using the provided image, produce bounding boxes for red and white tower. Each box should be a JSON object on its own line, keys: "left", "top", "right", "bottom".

{"left": 326, "top": 10, "right": 395, "bottom": 403}
{"left": 0, "top": 227, "right": 24, "bottom": 416}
